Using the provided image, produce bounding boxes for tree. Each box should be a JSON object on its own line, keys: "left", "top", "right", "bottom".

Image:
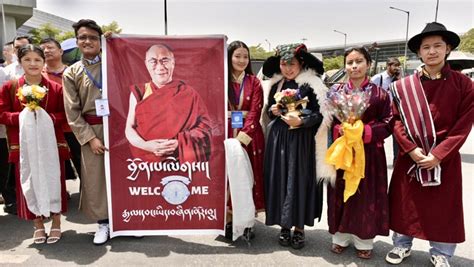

{"left": 249, "top": 44, "right": 273, "bottom": 60}
{"left": 101, "top": 21, "right": 122, "bottom": 34}
{"left": 29, "top": 23, "right": 61, "bottom": 44}
{"left": 459, "top": 28, "right": 474, "bottom": 53}
{"left": 29, "top": 21, "right": 123, "bottom": 44}
{"left": 323, "top": 56, "right": 344, "bottom": 71}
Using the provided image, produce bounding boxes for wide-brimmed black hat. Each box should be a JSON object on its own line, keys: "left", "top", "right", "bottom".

{"left": 262, "top": 43, "right": 324, "bottom": 78}
{"left": 408, "top": 22, "right": 460, "bottom": 53}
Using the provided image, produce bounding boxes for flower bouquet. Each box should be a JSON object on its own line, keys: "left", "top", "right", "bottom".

{"left": 325, "top": 88, "right": 371, "bottom": 124}
{"left": 274, "top": 88, "right": 309, "bottom": 129}
{"left": 17, "top": 84, "right": 48, "bottom": 111}
{"left": 325, "top": 86, "right": 371, "bottom": 202}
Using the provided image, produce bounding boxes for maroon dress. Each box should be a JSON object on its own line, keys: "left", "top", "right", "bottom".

{"left": 389, "top": 64, "right": 473, "bottom": 243}
{"left": 227, "top": 74, "right": 265, "bottom": 210}
{"left": 327, "top": 80, "right": 392, "bottom": 239}
{"left": 0, "top": 76, "right": 69, "bottom": 220}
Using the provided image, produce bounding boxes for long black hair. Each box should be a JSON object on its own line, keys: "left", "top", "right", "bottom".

{"left": 343, "top": 46, "right": 372, "bottom": 65}
{"left": 228, "top": 40, "right": 253, "bottom": 106}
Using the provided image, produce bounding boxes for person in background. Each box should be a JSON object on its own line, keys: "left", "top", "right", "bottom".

{"left": 0, "top": 42, "right": 15, "bottom": 207}
{"left": 386, "top": 22, "right": 473, "bottom": 267}
{"left": 371, "top": 57, "right": 401, "bottom": 92}
{"left": 224, "top": 40, "right": 265, "bottom": 240}
{"left": 262, "top": 43, "right": 334, "bottom": 250}
{"left": 327, "top": 47, "right": 392, "bottom": 259}
{"left": 371, "top": 57, "right": 401, "bottom": 164}
{"left": 0, "top": 44, "right": 68, "bottom": 244}
{"left": 40, "top": 38, "right": 81, "bottom": 183}
{"left": 2, "top": 36, "right": 32, "bottom": 82}
{"left": 2, "top": 42, "right": 15, "bottom": 67}
{"left": 62, "top": 19, "right": 110, "bottom": 245}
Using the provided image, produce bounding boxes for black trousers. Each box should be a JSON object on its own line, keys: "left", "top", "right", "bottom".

{"left": 64, "top": 132, "right": 81, "bottom": 180}
{"left": 0, "top": 138, "right": 15, "bottom": 205}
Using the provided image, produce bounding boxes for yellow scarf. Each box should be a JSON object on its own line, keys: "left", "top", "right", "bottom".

{"left": 325, "top": 120, "right": 366, "bottom": 202}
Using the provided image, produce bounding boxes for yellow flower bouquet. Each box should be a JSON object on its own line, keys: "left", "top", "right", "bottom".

{"left": 16, "top": 84, "right": 48, "bottom": 111}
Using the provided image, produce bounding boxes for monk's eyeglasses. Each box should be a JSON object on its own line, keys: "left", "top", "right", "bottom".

{"left": 147, "top": 57, "right": 174, "bottom": 66}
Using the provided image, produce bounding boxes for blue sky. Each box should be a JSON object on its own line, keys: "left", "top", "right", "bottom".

{"left": 37, "top": 0, "right": 473, "bottom": 49}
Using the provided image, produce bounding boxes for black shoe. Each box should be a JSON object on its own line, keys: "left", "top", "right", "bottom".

{"left": 224, "top": 222, "right": 233, "bottom": 240}
{"left": 3, "top": 203, "right": 17, "bottom": 215}
{"left": 243, "top": 227, "right": 255, "bottom": 241}
{"left": 279, "top": 228, "right": 291, "bottom": 247}
{"left": 291, "top": 230, "right": 305, "bottom": 249}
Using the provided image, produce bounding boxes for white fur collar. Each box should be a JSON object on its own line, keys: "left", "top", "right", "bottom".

{"left": 260, "top": 69, "right": 337, "bottom": 182}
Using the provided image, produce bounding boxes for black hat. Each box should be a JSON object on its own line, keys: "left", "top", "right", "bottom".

{"left": 262, "top": 43, "right": 324, "bottom": 78}
{"left": 408, "top": 22, "right": 460, "bottom": 53}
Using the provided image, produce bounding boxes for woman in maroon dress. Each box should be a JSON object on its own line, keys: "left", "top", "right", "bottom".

{"left": 327, "top": 47, "right": 392, "bottom": 259}
{"left": 225, "top": 40, "right": 265, "bottom": 239}
{"left": 0, "top": 45, "right": 68, "bottom": 244}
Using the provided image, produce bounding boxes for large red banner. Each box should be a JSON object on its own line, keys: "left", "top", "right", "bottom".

{"left": 103, "top": 35, "right": 227, "bottom": 237}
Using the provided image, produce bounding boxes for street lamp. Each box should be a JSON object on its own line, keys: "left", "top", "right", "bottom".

{"left": 333, "top": 30, "right": 347, "bottom": 51}
{"left": 164, "top": 0, "right": 168, "bottom": 35}
{"left": 265, "top": 39, "right": 271, "bottom": 52}
{"left": 390, "top": 6, "right": 410, "bottom": 74}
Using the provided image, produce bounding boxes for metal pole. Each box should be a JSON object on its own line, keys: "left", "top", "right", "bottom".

{"left": 164, "top": 0, "right": 168, "bottom": 35}
{"left": 334, "top": 30, "right": 347, "bottom": 52}
{"left": 344, "top": 35, "right": 347, "bottom": 51}
{"left": 390, "top": 7, "right": 410, "bottom": 74}
{"left": 265, "top": 39, "right": 271, "bottom": 51}
{"left": 435, "top": 0, "right": 439, "bottom": 22}
{"left": 1, "top": 0, "right": 7, "bottom": 44}
{"left": 404, "top": 11, "right": 410, "bottom": 74}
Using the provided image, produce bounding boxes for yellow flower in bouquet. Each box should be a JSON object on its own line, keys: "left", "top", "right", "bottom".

{"left": 16, "top": 84, "right": 48, "bottom": 111}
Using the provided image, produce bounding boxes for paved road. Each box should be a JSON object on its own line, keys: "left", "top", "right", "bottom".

{"left": 1, "top": 129, "right": 473, "bottom": 266}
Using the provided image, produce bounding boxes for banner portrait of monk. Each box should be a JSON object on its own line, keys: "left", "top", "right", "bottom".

{"left": 125, "top": 44, "right": 212, "bottom": 163}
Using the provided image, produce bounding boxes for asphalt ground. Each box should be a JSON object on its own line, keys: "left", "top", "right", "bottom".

{"left": 1, "top": 129, "right": 473, "bottom": 266}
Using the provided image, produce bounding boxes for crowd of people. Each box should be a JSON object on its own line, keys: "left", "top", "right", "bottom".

{"left": 0, "top": 18, "right": 472, "bottom": 267}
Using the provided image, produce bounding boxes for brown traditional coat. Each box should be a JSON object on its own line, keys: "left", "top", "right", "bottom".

{"left": 63, "top": 58, "right": 108, "bottom": 220}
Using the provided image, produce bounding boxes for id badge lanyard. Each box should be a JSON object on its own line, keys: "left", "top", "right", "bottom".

{"left": 83, "top": 64, "right": 102, "bottom": 94}
{"left": 235, "top": 75, "right": 246, "bottom": 110}
{"left": 231, "top": 76, "right": 246, "bottom": 132}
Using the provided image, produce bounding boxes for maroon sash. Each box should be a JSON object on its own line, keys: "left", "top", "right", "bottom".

{"left": 390, "top": 73, "right": 441, "bottom": 186}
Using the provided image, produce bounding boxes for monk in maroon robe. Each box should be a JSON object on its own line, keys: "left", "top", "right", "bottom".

{"left": 125, "top": 44, "right": 211, "bottom": 163}
{"left": 386, "top": 22, "right": 473, "bottom": 266}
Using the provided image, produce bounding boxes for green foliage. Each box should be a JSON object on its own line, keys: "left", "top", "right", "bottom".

{"left": 459, "top": 28, "right": 474, "bottom": 53}
{"left": 57, "top": 31, "right": 75, "bottom": 42}
{"left": 249, "top": 44, "right": 273, "bottom": 60}
{"left": 28, "top": 21, "right": 122, "bottom": 45}
{"left": 323, "top": 56, "right": 344, "bottom": 71}
{"left": 28, "top": 23, "right": 61, "bottom": 44}
{"left": 101, "top": 21, "right": 122, "bottom": 34}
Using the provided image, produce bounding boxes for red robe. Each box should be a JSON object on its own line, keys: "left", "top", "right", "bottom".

{"left": 227, "top": 74, "right": 265, "bottom": 210}
{"left": 130, "top": 80, "right": 211, "bottom": 163}
{"left": 0, "top": 75, "right": 69, "bottom": 219}
{"left": 389, "top": 64, "right": 474, "bottom": 243}
{"left": 327, "top": 81, "right": 392, "bottom": 239}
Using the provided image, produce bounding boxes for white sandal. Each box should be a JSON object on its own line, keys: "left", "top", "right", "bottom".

{"left": 46, "top": 228, "right": 61, "bottom": 244}
{"left": 33, "top": 229, "right": 47, "bottom": 244}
